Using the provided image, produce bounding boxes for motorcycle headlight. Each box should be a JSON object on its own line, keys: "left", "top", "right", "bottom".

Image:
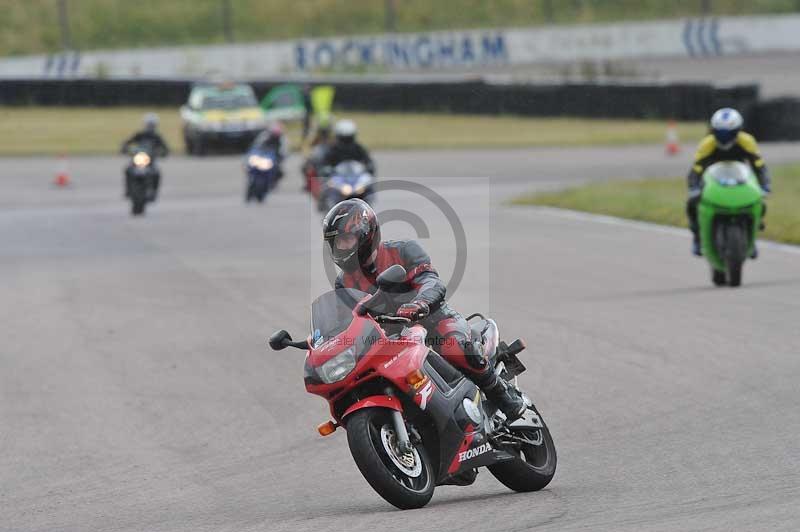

{"left": 318, "top": 347, "right": 357, "bottom": 384}
{"left": 340, "top": 183, "right": 353, "bottom": 196}
{"left": 248, "top": 155, "right": 274, "bottom": 171}
{"left": 133, "top": 152, "right": 151, "bottom": 167}
{"left": 354, "top": 174, "right": 371, "bottom": 193}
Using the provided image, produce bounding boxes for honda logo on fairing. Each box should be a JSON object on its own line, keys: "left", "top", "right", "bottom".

{"left": 458, "top": 443, "right": 492, "bottom": 462}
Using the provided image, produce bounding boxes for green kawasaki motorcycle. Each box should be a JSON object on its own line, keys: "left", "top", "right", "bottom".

{"left": 698, "top": 161, "right": 765, "bottom": 287}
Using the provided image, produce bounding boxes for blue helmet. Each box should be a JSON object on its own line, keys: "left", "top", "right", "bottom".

{"left": 710, "top": 108, "right": 743, "bottom": 150}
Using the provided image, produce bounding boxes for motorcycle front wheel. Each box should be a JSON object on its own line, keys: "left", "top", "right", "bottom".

{"left": 346, "top": 408, "right": 434, "bottom": 509}
{"left": 711, "top": 267, "right": 726, "bottom": 287}
{"left": 130, "top": 184, "right": 146, "bottom": 216}
{"left": 488, "top": 407, "right": 557, "bottom": 492}
{"left": 722, "top": 224, "right": 747, "bottom": 287}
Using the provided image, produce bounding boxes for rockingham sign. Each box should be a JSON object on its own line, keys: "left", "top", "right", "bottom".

{"left": 1, "top": 14, "right": 799, "bottom": 79}
{"left": 294, "top": 31, "right": 508, "bottom": 70}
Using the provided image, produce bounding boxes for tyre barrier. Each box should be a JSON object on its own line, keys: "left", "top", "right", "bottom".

{"left": 746, "top": 98, "right": 800, "bottom": 141}
{"left": 0, "top": 77, "right": 765, "bottom": 122}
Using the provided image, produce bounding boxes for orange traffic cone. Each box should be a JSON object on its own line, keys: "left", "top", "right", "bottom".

{"left": 53, "top": 154, "right": 71, "bottom": 187}
{"left": 665, "top": 120, "right": 680, "bottom": 156}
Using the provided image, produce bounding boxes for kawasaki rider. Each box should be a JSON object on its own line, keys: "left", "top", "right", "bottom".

{"left": 686, "top": 108, "right": 771, "bottom": 257}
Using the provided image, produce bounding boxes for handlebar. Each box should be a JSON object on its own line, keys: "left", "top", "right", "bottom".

{"left": 356, "top": 290, "right": 414, "bottom": 326}
{"left": 374, "top": 315, "right": 411, "bottom": 325}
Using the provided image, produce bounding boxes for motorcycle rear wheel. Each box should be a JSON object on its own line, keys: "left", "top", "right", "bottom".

{"left": 346, "top": 408, "right": 434, "bottom": 509}
{"left": 488, "top": 408, "right": 557, "bottom": 492}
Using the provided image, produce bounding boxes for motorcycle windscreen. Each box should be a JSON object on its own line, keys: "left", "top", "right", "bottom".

{"left": 705, "top": 161, "right": 751, "bottom": 186}
{"left": 310, "top": 288, "right": 370, "bottom": 347}
{"left": 332, "top": 161, "right": 369, "bottom": 184}
{"left": 129, "top": 143, "right": 157, "bottom": 158}
{"left": 702, "top": 162, "right": 763, "bottom": 209}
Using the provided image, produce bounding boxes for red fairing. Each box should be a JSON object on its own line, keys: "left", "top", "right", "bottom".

{"left": 342, "top": 395, "right": 403, "bottom": 420}
{"left": 303, "top": 297, "right": 431, "bottom": 423}
{"left": 375, "top": 325, "right": 430, "bottom": 382}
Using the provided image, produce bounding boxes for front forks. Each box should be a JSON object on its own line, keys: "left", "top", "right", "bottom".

{"left": 386, "top": 387, "right": 413, "bottom": 454}
{"left": 390, "top": 410, "right": 413, "bottom": 454}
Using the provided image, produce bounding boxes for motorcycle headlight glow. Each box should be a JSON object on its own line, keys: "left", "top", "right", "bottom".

{"left": 248, "top": 155, "right": 274, "bottom": 171}
{"left": 133, "top": 152, "right": 151, "bottom": 167}
{"left": 354, "top": 174, "right": 372, "bottom": 194}
{"left": 318, "top": 347, "right": 357, "bottom": 384}
{"left": 340, "top": 183, "right": 353, "bottom": 196}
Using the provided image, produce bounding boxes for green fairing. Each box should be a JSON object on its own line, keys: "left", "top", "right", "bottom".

{"left": 698, "top": 162, "right": 764, "bottom": 272}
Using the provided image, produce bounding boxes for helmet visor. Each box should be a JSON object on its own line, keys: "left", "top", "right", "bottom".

{"left": 713, "top": 128, "right": 738, "bottom": 147}
{"left": 330, "top": 232, "right": 358, "bottom": 263}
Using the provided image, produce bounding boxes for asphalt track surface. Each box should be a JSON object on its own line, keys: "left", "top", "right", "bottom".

{"left": 2, "top": 144, "right": 800, "bottom": 532}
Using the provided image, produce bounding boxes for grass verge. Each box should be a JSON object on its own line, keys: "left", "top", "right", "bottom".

{"left": 0, "top": 106, "right": 705, "bottom": 156}
{"left": 512, "top": 164, "right": 800, "bottom": 245}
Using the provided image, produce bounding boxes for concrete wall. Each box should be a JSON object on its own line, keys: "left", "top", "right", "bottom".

{"left": 1, "top": 14, "right": 799, "bottom": 79}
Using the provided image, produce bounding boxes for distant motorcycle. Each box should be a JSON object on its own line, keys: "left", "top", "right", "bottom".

{"left": 244, "top": 148, "right": 281, "bottom": 203}
{"left": 124, "top": 146, "right": 160, "bottom": 216}
{"left": 318, "top": 160, "right": 375, "bottom": 212}
{"left": 698, "top": 161, "right": 766, "bottom": 287}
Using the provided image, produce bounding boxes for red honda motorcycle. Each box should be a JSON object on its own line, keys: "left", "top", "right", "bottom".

{"left": 269, "top": 265, "right": 556, "bottom": 509}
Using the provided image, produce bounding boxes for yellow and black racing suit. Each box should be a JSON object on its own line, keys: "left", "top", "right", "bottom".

{"left": 686, "top": 131, "right": 771, "bottom": 236}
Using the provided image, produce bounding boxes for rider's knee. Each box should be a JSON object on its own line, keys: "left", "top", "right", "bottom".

{"left": 462, "top": 338, "right": 489, "bottom": 372}
{"left": 435, "top": 332, "right": 486, "bottom": 373}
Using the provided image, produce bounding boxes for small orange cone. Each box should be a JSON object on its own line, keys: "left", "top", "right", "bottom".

{"left": 53, "top": 154, "right": 71, "bottom": 187}
{"left": 665, "top": 120, "right": 680, "bottom": 156}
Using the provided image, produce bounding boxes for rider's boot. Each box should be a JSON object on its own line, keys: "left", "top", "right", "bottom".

{"left": 687, "top": 196, "right": 702, "bottom": 257}
{"left": 692, "top": 237, "right": 702, "bottom": 257}
{"left": 691, "top": 231, "right": 702, "bottom": 257}
{"left": 750, "top": 243, "right": 759, "bottom": 259}
{"left": 473, "top": 370, "right": 526, "bottom": 422}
